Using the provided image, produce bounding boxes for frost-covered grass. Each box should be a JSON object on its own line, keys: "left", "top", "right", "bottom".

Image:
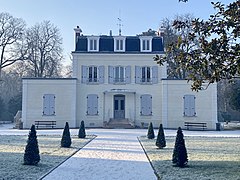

{"left": 0, "top": 135, "right": 95, "bottom": 180}
{"left": 140, "top": 136, "right": 240, "bottom": 180}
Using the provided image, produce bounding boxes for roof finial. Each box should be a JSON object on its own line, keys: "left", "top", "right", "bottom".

{"left": 117, "top": 10, "right": 123, "bottom": 36}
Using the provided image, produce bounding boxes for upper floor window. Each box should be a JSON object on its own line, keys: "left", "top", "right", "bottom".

{"left": 115, "top": 66, "right": 125, "bottom": 83}
{"left": 109, "top": 66, "right": 131, "bottom": 84}
{"left": 82, "top": 65, "right": 104, "bottom": 84}
{"left": 140, "top": 37, "right": 152, "bottom": 52}
{"left": 88, "top": 37, "right": 99, "bottom": 51}
{"left": 141, "top": 67, "right": 151, "bottom": 83}
{"left": 135, "top": 66, "right": 158, "bottom": 84}
{"left": 114, "top": 37, "right": 126, "bottom": 52}
{"left": 88, "top": 66, "right": 98, "bottom": 82}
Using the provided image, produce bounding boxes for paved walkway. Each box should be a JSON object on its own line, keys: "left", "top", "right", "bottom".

{"left": 42, "top": 129, "right": 157, "bottom": 180}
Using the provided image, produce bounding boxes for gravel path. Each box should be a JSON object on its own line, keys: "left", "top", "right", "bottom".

{"left": 42, "top": 130, "right": 157, "bottom": 180}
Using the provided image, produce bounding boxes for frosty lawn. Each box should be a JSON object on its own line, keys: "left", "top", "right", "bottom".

{"left": 0, "top": 135, "right": 94, "bottom": 179}
{"left": 139, "top": 136, "right": 240, "bottom": 180}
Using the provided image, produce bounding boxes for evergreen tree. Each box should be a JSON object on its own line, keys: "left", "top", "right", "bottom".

{"left": 78, "top": 120, "right": 86, "bottom": 138}
{"left": 156, "top": 124, "right": 166, "bottom": 149}
{"left": 61, "top": 122, "right": 72, "bottom": 148}
{"left": 23, "top": 125, "right": 40, "bottom": 165}
{"left": 172, "top": 127, "right": 188, "bottom": 168}
{"left": 147, "top": 122, "right": 155, "bottom": 139}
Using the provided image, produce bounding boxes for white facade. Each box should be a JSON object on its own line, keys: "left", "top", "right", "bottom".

{"left": 21, "top": 30, "right": 218, "bottom": 130}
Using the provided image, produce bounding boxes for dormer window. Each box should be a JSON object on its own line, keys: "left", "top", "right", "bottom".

{"left": 140, "top": 37, "right": 152, "bottom": 52}
{"left": 114, "top": 37, "right": 126, "bottom": 52}
{"left": 88, "top": 37, "right": 99, "bottom": 51}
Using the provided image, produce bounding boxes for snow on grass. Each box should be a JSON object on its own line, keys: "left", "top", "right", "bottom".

{"left": 139, "top": 136, "right": 240, "bottom": 180}
{"left": 0, "top": 135, "right": 95, "bottom": 180}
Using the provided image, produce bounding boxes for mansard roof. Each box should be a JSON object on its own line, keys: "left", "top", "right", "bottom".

{"left": 74, "top": 35, "right": 164, "bottom": 53}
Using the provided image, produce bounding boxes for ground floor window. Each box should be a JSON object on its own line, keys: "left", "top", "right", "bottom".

{"left": 43, "top": 94, "right": 55, "bottom": 116}
{"left": 183, "top": 94, "right": 196, "bottom": 116}
{"left": 140, "top": 94, "right": 152, "bottom": 116}
{"left": 87, "top": 94, "right": 98, "bottom": 115}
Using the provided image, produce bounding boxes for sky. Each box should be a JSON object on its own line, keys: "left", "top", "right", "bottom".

{"left": 0, "top": 0, "right": 234, "bottom": 65}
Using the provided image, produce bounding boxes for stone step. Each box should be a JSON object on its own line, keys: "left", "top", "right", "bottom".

{"left": 106, "top": 118, "right": 134, "bottom": 129}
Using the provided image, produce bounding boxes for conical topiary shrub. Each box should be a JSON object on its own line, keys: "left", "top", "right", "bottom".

{"left": 147, "top": 122, "right": 155, "bottom": 139}
{"left": 172, "top": 127, "right": 188, "bottom": 168}
{"left": 78, "top": 120, "right": 86, "bottom": 138}
{"left": 61, "top": 122, "right": 72, "bottom": 148}
{"left": 156, "top": 124, "right": 166, "bottom": 149}
{"left": 23, "top": 125, "right": 40, "bottom": 165}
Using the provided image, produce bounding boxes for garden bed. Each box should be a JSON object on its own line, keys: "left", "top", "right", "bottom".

{"left": 0, "top": 135, "right": 95, "bottom": 179}
{"left": 139, "top": 136, "right": 240, "bottom": 180}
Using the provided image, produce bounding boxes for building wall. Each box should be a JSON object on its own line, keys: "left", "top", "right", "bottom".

{"left": 73, "top": 53, "right": 165, "bottom": 128}
{"left": 22, "top": 79, "right": 77, "bottom": 129}
{"left": 162, "top": 80, "right": 218, "bottom": 130}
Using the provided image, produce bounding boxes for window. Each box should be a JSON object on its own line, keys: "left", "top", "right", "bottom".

{"left": 88, "top": 66, "right": 98, "bottom": 82}
{"left": 115, "top": 66, "right": 125, "bottom": 83}
{"left": 140, "top": 94, "right": 152, "bottom": 116}
{"left": 82, "top": 66, "right": 104, "bottom": 84}
{"left": 135, "top": 66, "right": 158, "bottom": 84}
{"left": 43, "top": 94, "right": 55, "bottom": 116}
{"left": 183, "top": 95, "right": 196, "bottom": 117}
{"left": 141, "top": 67, "right": 151, "bottom": 82}
{"left": 114, "top": 37, "right": 126, "bottom": 52}
{"left": 140, "top": 37, "right": 152, "bottom": 52}
{"left": 87, "top": 94, "right": 98, "bottom": 115}
{"left": 108, "top": 66, "right": 131, "bottom": 84}
{"left": 88, "top": 37, "right": 99, "bottom": 51}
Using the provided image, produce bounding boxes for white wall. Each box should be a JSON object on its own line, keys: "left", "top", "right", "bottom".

{"left": 22, "top": 79, "right": 77, "bottom": 129}
{"left": 73, "top": 53, "right": 164, "bottom": 128}
{"left": 162, "top": 80, "right": 218, "bottom": 130}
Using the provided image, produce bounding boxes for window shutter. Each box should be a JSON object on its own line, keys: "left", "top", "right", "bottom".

{"left": 152, "top": 66, "right": 158, "bottom": 84}
{"left": 43, "top": 95, "right": 49, "bottom": 115}
{"left": 98, "top": 66, "right": 105, "bottom": 84}
{"left": 184, "top": 95, "right": 195, "bottom": 116}
{"left": 82, "top": 65, "right": 88, "bottom": 83}
{"left": 135, "top": 66, "right": 141, "bottom": 84}
{"left": 141, "top": 94, "right": 152, "bottom": 116}
{"left": 87, "top": 94, "right": 98, "bottom": 115}
{"left": 49, "top": 95, "right": 55, "bottom": 115}
{"left": 108, "top": 66, "right": 114, "bottom": 84}
{"left": 43, "top": 94, "right": 55, "bottom": 116}
{"left": 125, "top": 66, "right": 131, "bottom": 84}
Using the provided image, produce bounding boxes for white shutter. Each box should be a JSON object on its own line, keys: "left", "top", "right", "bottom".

{"left": 82, "top": 65, "right": 88, "bottom": 83}
{"left": 141, "top": 94, "right": 152, "bottom": 116}
{"left": 99, "top": 66, "right": 104, "bottom": 84}
{"left": 152, "top": 66, "right": 158, "bottom": 84}
{"left": 43, "top": 94, "right": 55, "bottom": 116}
{"left": 125, "top": 66, "right": 131, "bottom": 84}
{"left": 135, "top": 66, "right": 141, "bottom": 84}
{"left": 184, "top": 95, "right": 196, "bottom": 116}
{"left": 108, "top": 66, "right": 114, "bottom": 84}
{"left": 49, "top": 95, "right": 55, "bottom": 115}
{"left": 87, "top": 94, "right": 98, "bottom": 115}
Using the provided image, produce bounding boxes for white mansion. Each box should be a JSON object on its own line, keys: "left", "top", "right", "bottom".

{"left": 22, "top": 27, "right": 218, "bottom": 129}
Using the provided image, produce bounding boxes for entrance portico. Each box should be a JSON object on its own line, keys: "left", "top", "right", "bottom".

{"left": 103, "top": 89, "right": 136, "bottom": 126}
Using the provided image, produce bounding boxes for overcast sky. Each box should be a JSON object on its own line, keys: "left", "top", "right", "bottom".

{"left": 0, "top": 0, "right": 233, "bottom": 64}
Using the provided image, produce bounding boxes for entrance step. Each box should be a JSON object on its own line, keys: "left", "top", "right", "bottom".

{"left": 105, "top": 118, "right": 134, "bottom": 129}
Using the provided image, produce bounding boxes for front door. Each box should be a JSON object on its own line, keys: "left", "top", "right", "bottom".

{"left": 114, "top": 95, "right": 125, "bottom": 119}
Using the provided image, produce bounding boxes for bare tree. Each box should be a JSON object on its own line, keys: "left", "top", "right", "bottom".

{"left": 0, "top": 12, "right": 26, "bottom": 79}
{"left": 24, "top": 21, "right": 63, "bottom": 77}
{"left": 157, "top": 14, "right": 196, "bottom": 79}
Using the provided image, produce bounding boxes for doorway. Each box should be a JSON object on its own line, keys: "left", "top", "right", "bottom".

{"left": 114, "top": 95, "right": 125, "bottom": 119}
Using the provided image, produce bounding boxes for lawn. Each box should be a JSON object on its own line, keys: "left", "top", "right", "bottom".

{"left": 139, "top": 136, "right": 240, "bottom": 180}
{"left": 0, "top": 135, "right": 95, "bottom": 180}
